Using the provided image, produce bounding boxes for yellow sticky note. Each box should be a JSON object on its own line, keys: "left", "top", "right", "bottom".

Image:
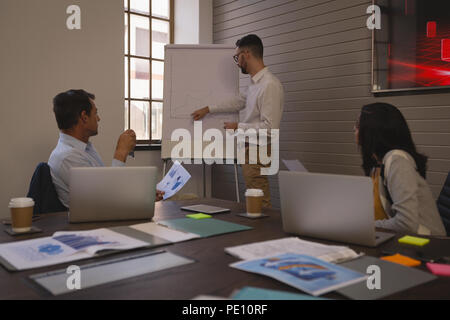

{"left": 186, "top": 213, "right": 212, "bottom": 220}
{"left": 398, "top": 235, "right": 430, "bottom": 247}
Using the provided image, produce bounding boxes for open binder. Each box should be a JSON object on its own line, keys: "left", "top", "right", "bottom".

{"left": 0, "top": 226, "right": 171, "bottom": 272}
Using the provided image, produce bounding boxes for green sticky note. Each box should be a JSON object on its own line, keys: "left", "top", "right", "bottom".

{"left": 186, "top": 213, "right": 212, "bottom": 220}
{"left": 398, "top": 235, "right": 430, "bottom": 247}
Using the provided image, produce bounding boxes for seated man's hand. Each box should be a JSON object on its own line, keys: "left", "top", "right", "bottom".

{"left": 224, "top": 122, "right": 238, "bottom": 130}
{"left": 191, "top": 106, "right": 210, "bottom": 121}
{"left": 114, "top": 129, "right": 137, "bottom": 162}
{"left": 156, "top": 190, "right": 165, "bottom": 201}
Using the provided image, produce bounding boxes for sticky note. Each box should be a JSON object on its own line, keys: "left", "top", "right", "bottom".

{"left": 426, "top": 263, "right": 450, "bottom": 277}
{"left": 381, "top": 254, "right": 421, "bottom": 267}
{"left": 186, "top": 213, "right": 212, "bottom": 220}
{"left": 398, "top": 235, "right": 430, "bottom": 247}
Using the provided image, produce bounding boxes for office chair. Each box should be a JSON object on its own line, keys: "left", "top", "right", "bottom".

{"left": 437, "top": 171, "right": 450, "bottom": 236}
{"left": 27, "top": 162, "right": 68, "bottom": 215}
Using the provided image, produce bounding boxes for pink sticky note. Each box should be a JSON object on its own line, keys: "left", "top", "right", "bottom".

{"left": 426, "top": 263, "right": 450, "bottom": 277}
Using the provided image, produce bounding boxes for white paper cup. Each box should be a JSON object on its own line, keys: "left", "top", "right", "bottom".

{"left": 9, "top": 198, "right": 34, "bottom": 233}
{"left": 245, "top": 189, "right": 264, "bottom": 217}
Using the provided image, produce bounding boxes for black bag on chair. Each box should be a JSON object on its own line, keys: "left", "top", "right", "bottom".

{"left": 26, "top": 162, "right": 68, "bottom": 215}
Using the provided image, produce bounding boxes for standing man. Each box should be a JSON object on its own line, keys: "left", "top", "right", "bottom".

{"left": 191, "top": 34, "right": 284, "bottom": 208}
{"left": 49, "top": 89, "right": 163, "bottom": 207}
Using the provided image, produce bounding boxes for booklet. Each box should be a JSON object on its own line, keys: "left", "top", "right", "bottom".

{"left": 0, "top": 229, "right": 148, "bottom": 270}
{"left": 157, "top": 161, "right": 191, "bottom": 200}
{"left": 230, "top": 253, "right": 367, "bottom": 296}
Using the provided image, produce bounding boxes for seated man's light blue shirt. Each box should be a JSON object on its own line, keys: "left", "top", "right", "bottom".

{"left": 48, "top": 133, "right": 124, "bottom": 207}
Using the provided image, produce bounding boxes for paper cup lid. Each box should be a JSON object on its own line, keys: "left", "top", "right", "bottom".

{"left": 9, "top": 197, "right": 35, "bottom": 208}
{"left": 245, "top": 189, "right": 264, "bottom": 197}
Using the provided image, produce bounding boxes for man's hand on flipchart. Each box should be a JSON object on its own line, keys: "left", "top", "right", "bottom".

{"left": 191, "top": 106, "right": 210, "bottom": 121}
{"left": 224, "top": 122, "right": 238, "bottom": 130}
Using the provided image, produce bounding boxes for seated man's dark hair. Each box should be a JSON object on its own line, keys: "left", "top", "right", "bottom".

{"left": 53, "top": 89, "right": 95, "bottom": 130}
{"left": 236, "top": 34, "right": 264, "bottom": 59}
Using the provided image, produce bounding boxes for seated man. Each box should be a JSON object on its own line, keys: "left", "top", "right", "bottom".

{"left": 48, "top": 89, "right": 163, "bottom": 207}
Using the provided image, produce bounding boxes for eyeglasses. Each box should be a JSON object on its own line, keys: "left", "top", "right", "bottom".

{"left": 233, "top": 51, "right": 244, "bottom": 63}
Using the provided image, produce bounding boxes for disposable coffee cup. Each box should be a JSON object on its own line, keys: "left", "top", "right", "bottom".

{"left": 9, "top": 198, "right": 35, "bottom": 233}
{"left": 245, "top": 189, "right": 264, "bottom": 217}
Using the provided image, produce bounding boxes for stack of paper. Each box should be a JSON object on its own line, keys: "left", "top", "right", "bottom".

{"left": 225, "top": 237, "right": 360, "bottom": 263}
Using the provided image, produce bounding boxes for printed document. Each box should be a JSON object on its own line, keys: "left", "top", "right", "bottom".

{"left": 230, "top": 253, "right": 367, "bottom": 296}
{"left": 157, "top": 161, "right": 191, "bottom": 200}
{"left": 0, "top": 229, "right": 148, "bottom": 270}
{"left": 225, "top": 237, "right": 360, "bottom": 263}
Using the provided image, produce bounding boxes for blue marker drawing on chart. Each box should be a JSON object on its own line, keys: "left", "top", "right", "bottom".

{"left": 261, "top": 257, "right": 336, "bottom": 281}
{"left": 38, "top": 244, "right": 64, "bottom": 256}
{"left": 171, "top": 176, "right": 182, "bottom": 190}
{"left": 53, "top": 234, "right": 115, "bottom": 250}
{"left": 169, "top": 168, "right": 178, "bottom": 178}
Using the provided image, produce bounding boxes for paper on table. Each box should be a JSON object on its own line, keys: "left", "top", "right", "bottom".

{"left": 130, "top": 222, "right": 201, "bottom": 243}
{"left": 225, "top": 237, "right": 360, "bottom": 263}
{"left": 282, "top": 159, "right": 308, "bottom": 172}
{"left": 231, "top": 286, "right": 328, "bottom": 300}
{"left": 51, "top": 229, "right": 149, "bottom": 255}
{"left": 157, "top": 161, "right": 191, "bottom": 200}
{"left": 230, "top": 253, "right": 367, "bottom": 296}
{"left": 0, "top": 229, "right": 148, "bottom": 270}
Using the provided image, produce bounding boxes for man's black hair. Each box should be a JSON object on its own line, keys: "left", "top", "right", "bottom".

{"left": 236, "top": 34, "right": 264, "bottom": 59}
{"left": 53, "top": 89, "right": 95, "bottom": 130}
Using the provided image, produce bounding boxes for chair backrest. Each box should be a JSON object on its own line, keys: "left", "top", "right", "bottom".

{"left": 437, "top": 172, "right": 450, "bottom": 236}
{"left": 27, "top": 162, "right": 67, "bottom": 215}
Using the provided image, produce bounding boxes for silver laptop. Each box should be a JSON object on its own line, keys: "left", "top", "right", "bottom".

{"left": 69, "top": 167, "right": 158, "bottom": 223}
{"left": 278, "top": 171, "right": 395, "bottom": 247}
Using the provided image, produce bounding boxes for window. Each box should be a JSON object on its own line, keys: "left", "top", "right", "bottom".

{"left": 124, "top": 0, "right": 174, "bottom": 144}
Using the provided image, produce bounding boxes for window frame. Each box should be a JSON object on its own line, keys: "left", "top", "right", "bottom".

{"left": 124, "top": 0, "right": 174, "bottom": 145}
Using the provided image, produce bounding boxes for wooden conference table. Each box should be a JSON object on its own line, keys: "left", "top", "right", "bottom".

{"left": 1, "top": 198, "right": 449, "bottom": 300}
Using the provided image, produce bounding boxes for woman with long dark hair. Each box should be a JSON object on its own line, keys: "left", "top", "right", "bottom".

{"left": 355, "top": 103, "right": 445, "bottom": 236}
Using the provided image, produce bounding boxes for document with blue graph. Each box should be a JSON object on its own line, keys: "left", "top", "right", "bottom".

{"left": 0, "top": 229, "right": 148, "bottom": 270}
{"left": 230, "top": 253, "right": 367, "bottom": 296}
{"left": 157, "top": 161, "right": 191, "bottom": 200}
